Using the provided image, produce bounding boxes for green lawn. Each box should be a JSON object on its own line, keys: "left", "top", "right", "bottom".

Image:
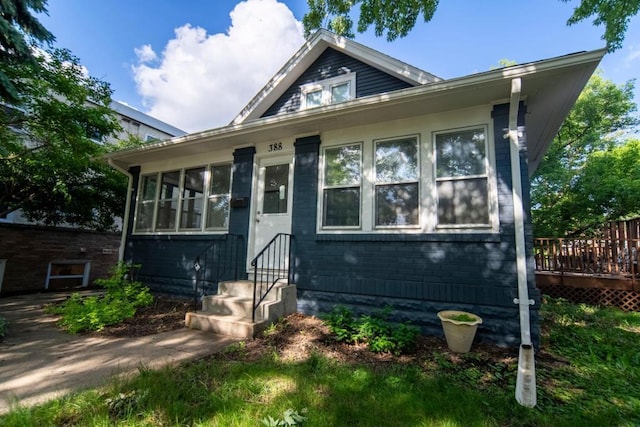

{"left": 2, "top": 298, "right": 639, "bottom": 426}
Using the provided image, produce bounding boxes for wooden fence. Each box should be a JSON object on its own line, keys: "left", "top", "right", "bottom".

{"left": 534, "top": 218, "right": 640, "bottom": 311}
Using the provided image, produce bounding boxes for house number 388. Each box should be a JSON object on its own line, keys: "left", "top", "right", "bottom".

{"left": 268, "top": 142, "right": 283, "bottom": 152}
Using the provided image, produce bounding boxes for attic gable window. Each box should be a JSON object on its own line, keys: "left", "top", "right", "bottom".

{"left": 300, "top": 73, "right": 356, "bottom": 110}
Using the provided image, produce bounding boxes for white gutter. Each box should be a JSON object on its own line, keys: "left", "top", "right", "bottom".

{"left": 508, "top": 78, "right": 537, "bottom": 407}
{"left": 108, "top": 158, "right": 133, "bottom": 262}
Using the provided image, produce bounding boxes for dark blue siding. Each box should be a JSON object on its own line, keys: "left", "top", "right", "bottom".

{"left": 290, "top": 103, "right": 540, "bottom": 347}
{"left": 261, "top": 48, "right": 414, "bottom": 117}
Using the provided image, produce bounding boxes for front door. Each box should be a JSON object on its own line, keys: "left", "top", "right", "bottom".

{"left": 250, "top": 156, "right": 294, "bottom": 267}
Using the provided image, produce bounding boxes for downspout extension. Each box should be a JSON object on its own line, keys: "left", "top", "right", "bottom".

{"left": 108, "top": 158, "right": 133, "bottom": 263}
{"left": 507, "top": 78, "right": 537, "bottom": 408}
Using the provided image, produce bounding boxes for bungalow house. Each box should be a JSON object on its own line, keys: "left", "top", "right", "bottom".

{"left": 105, "top": 30, "right": 604, "bottom": 346}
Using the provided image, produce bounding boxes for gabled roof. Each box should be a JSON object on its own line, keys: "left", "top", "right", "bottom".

{"left": 231, "top": 29, "right": 442, "bottom": 125}
{"left": 105, "top": 47, "right": 605, "bottom": 176}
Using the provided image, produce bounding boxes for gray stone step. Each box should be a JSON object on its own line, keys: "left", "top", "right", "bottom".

{"left": 186, "top": 278, "right": 297, "bottom": 339}
{"left": 202, "top": 294, "right": 254, "bottom": 317}
{"left": 185, "top": 312, "right": 269, "bottom": 339}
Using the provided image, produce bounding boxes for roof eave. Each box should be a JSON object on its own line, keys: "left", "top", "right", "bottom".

{"left": 105, "top": 48, "right": 605, "bottom": 172}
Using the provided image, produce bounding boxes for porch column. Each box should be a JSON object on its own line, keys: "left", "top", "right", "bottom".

{"left": 292, "top": 135, "right": 321, "bottom": 238}
{"left": 229, "top": 147, "right": 256, "bottom": 245}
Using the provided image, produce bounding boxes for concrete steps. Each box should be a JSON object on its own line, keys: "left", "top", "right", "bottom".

{"left": 185, "top": 279, "right": 296, "bottom": 339}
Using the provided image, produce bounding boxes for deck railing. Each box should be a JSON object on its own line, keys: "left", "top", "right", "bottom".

{"left": 534, "top": 237, "right": 639, "bottom": 275}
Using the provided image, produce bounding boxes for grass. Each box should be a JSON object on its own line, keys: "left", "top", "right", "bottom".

{"left": 2, "top": 297, "right": 640, "bottom": 426}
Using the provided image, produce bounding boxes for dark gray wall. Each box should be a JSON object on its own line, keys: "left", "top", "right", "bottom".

{"left": 261, "top": 48, "right": 414, "bottom": 117}
{"left": 290, "top": 103, "right": 540, "bottom": 347}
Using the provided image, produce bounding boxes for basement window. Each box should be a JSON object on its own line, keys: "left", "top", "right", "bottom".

{"left": 46, "top": 260, "right": 91, "bottom": 289}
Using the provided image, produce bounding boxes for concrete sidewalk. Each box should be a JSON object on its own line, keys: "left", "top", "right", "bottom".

{"left": 0, "top": 292, "right": 238, "bottom": 414}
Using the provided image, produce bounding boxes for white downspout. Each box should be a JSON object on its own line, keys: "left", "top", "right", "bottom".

{"left": 507, "top": 78, "right": 537, "bottom": 407}
{"left": 108, "top": 158, "right": 133, "bottom": 262}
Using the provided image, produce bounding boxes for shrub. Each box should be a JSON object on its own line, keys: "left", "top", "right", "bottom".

{"left": 324, "top": 305, "right": 358, "bottom": 343}
{"left": 325, "top": 305, "right": 420, "bottom": 355}
{"left": 49, "top": 263, "right": 153, "bottom": 334}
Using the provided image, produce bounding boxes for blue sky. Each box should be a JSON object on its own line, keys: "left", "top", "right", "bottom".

{"left": 39, "top": 0, "right": 639, "bottom": 133}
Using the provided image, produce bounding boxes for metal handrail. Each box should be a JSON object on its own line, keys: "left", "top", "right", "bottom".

{"left": 193, "top": 234, "right": 245, "bottom": 311}
{"left": 250, "top": 233, "right": 293, "bottom": 322}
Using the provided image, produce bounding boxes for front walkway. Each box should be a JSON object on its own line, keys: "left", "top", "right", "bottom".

{"left": 0, "top": 291, "right": 238, "bottom": 414}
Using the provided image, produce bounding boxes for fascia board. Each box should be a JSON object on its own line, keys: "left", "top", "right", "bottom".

{"left": 231, "top": 29, "right": 440, "bottom": 125}
{"left": 105, "top": 48, "right": 605, "bottom": 169}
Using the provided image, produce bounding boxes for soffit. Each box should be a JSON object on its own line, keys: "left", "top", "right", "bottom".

{"left": 105, "top": 48, "right": 605, "bottom": 175}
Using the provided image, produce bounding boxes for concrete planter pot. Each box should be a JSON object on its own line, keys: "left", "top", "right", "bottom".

{"left": 437, "top": 310, "right": 483, "bottom": 353}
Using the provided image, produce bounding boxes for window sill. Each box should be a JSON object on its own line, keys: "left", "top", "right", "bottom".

{"left": 314, "top": 232, "right": 501, "bottom": 243}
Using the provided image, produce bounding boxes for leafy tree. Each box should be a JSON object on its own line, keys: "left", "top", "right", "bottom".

{"left": 531, "top": 74, "right": 639, "bottom": 236}
{"left": 0, "top": 0, "right": 55, "bottom": 102}
{"left": 562, "top": 0, "right": 640, "bottom": 52}
{"left": 0, "top": 48, "right": 126, "bottom": 230}
{"left": 573, "top": 139, "right": 640, "bottom": 225}
{"left": 304, "top": 0, "right": 639, "bottom": 51}
{"left": 303, "top": 0, "right": 439, "bottom": 40}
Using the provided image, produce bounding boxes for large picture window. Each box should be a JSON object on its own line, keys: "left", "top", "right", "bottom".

{"left": 374, "top": 137, "right": 419, "bottom": 227}
{"left": 322, "top": 144, "right": 361, "bottom": 227}
{"left": 134, "top": 163, "right": 232, "bottom": 233}
{"left": 435, "top": 127, "right": 490, "bottom": 226}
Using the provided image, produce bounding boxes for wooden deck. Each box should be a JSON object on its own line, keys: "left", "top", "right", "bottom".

{"left": 535, "top": 270, "right": 637, "bottom": 292}
{"left": 534, "top": 219, "right": 640, "bottom": 310}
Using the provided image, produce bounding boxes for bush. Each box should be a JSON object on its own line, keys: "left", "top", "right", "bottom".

{"left": 49, "top": 263, "right": 153, "bottom": 334}
{"left": 325, "top": 305, "right": 420, "bottom": 355}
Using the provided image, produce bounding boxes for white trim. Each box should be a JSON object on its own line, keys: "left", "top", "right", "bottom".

{"left": 132, "top": 162, "right": 233, "bottom": 235}
{"left": 300, "top": 73, "right": 356, "bottom": 110}
{"left": 317, "top": 122, "right": 498, "bottom": 235}
{"left": 45, "top": 260, "right": 91, "bottom": 289}
{"left": 106, "top": 48, "right": 604, "bottom": 173}
{"left": 231, "top": 29, "right": 440, "bottom": 125}
{"left": 318, "top": 142, "right": 363, "bottom": 230}
{"left": 432, "top": 125, "right": 498, "bottom": 230}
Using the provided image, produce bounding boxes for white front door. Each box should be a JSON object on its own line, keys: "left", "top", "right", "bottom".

{"left": 250, "top": 155, "right": 294, "bottom": 267}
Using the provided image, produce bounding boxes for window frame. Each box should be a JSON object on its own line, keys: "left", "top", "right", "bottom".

{"left": 320, "top": 142, "right": 363, "bottom": 230}
{"left": 317, "top": 124, "right": 498, "bottom": 235}
{"left": 373, "top": 135, "right": 421, "bottom": 230}
{"left": 300, "top": 73, "right": 356, "bottom": 110}
{"left": 433, "top": 125, "right": 494, "bottom": 230}
{"left": 133, "top": 162, "right": 233, "bottom": 234}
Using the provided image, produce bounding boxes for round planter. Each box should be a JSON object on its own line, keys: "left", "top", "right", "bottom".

{"left": 437, "top": 310, "right": 483, "bottom": 353}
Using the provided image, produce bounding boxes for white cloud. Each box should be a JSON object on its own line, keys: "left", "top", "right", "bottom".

{"left": 132, "top": 0, "right": 304, "bottom": 133}
{"left": 134, "top": 45, "right": 157, "bottom": 63}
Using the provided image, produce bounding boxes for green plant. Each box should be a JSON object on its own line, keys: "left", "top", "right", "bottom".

{"left": 446, "top": 313, "right": 478, "bottom": 322}
{"left": 324, "top": 305, "right": 358, "bottom": 343}
{"left": 262, "top": 408, "right": 307, "bottom": 426}
{"left": 0, "top": 316, "right": 6, "bottom": 339}
{"left": 325, "top": 305, "right": 420, "bottom": 355}
{"left": 48, "top": 262, "right": 153, "bottom": 334}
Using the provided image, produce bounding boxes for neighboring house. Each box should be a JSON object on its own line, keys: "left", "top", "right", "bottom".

{"left": 0, "top": 102, "right": 186, "bottom": 294}
{"left": 105, "top": 30, "right": 604, "bottom": 345}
